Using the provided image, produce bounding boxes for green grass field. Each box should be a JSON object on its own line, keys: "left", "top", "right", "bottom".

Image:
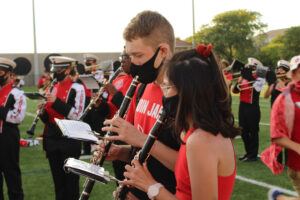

{"left": 2, "top": 87, "right": 296, "bottom": 199}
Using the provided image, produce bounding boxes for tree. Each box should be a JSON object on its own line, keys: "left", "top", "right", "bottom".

{"left": 187, "top": 10, "right": 266, "bottom": 62}
{"left": 281, "top": 26, "right": 300, "bottom": 59}
{"left": 256, "top": 26, "right": 300, "bottom": 66}
{"left": 259, "top": 35, "right": 284, "bottom": 67}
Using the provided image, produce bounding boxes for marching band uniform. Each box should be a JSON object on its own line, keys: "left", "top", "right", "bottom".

{"left": 233, "top": 58, "right": 265, "bottom": 162}
{"left": 0, "top": 58, "right": 26, "bottom": 200}
{"left": 39, "top": 56, "right": 85, "bottom": 200}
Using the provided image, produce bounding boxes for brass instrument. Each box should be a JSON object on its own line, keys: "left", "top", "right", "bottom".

{"left": 276, "top": 73, "right": 290, "bottom": 81}
{"left": 236, "top": 80, "right": 256, "bottom": 91}
{"left": 84, "top": 60, "right": 114, "bottom": 72}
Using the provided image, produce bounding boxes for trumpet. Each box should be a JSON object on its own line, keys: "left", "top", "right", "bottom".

{"left": 236, "top": 80, "right": 256, "bottom": 91}
{"left": 84, "top": 60, "right": 114, "bottom": 72}
{"left": 276, "top": 73, "right": 290, "bottom": 81}
{"left": 26, "top": 79, "right": 57, "bottom": 136}
{"left": 79, "top": 67, "right": 123, "bottom": 120}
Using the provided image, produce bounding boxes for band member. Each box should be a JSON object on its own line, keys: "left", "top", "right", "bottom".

{"left": 105, "top": 50, "right": 133, "bottom": 118}
{"left": 99, "top": 10, "right": 180, "bottom": 199}
{"left": 261, "top": 55, "right": 300, "bottom": 200}
{"left": 121, "top": 44, "right": 239, "bottom": 200}
{"left": 39, "top": 56, "right": 85, "bottom": 200}
{"left": 232, "top": 58, "right": 265, "bottom": 162}
{"left": 84, "top": 54, "right": 104, "bottom": 82}
{"left": 0, "top": 58, "right": 26, "bottom": 200}
{"left": 80, "top": 54, "right": 110, "bottom": 155}
{"left": 103, "top": 50, "right": 133, "bottom": 182}
{"left": 38, "top": 54, "right": 61, "bottom": 94}
{"left": 264, "top": 60, "right": 291, "bottom": 107}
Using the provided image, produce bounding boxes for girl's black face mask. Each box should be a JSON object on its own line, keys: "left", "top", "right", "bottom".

{"left": 162, "top": 95, "right": 179, "bottom": 118}
{"left": 130, "top": 47, "right": 162, "bottom": 84}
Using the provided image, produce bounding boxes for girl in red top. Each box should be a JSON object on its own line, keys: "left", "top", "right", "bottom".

{"left": 122, "top": 44, "right": 240, "bottom": 200}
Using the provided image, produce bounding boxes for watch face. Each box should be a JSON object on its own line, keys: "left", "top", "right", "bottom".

{"left": 149, "top": 185, "right": 159, "bottom": 194}
{"left": 147, "top": 183, "right": 163, "bottom": 199}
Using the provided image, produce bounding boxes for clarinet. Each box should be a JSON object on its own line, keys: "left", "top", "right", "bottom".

{"left": 26, "top": 79, "right": 57, "bottom": 136}
{"left": 80, "top": 67, "right": 123, "bottom": 120}
{"left": 79, "top": 76, "right": 139, "bottom": 200}
{"left": 116, "top": 109, "right": 167, "bottom": 200}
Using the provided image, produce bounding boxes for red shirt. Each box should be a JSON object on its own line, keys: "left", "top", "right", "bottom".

{"left": 175, "top": 129, "right": 236, "bottom": 200}
{"left": 108, "top": 74, "right": 133, "bottom": 117}
{"left": 286, "top": 90, "right": 300, "bottom": 171}
{"left": 126, "top": 83, "right": 163, "bottom": 134}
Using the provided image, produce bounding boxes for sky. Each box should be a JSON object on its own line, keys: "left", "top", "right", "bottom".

{"left": 0, "top": 0, "right": 299, "bottom": 53}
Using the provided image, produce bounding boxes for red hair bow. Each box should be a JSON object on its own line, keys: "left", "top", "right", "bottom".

{"left": 196, "top": 44, "right": 213, "bottom": 58}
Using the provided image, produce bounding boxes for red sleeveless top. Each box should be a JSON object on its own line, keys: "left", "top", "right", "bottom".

{"left": 175, "top": 128, "right": 236, "bottom": 200}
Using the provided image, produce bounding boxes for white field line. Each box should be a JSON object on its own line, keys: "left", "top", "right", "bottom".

{"left": 236, "top": 175, "right": 298, "bottom": 197}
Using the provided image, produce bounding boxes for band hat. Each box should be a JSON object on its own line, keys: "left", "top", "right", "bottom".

{"left": 0, "top": 57, "right": 16, "bottom": 71}
{"left": 246, "top": 57, "right": 263, "bottom": 68}
{"left": 84, "top": 54, "right": 98, "bottom": 62}
{"left": 277, "top": 60, "right": 290, "bottom": 71}
{"left": 49, "top": 56, "right": 77, "bottom": 72}
{"left": 287, "top": 55, "right": 300, "bottom": 78}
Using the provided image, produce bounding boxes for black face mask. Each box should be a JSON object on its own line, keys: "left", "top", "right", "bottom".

{"left": 162, "top": 95, "right": 179, "bottom": 118}
{"left": 0, "top": 74, "right": 8, "bottom": 86}
{"left": 53, "top": 71, "right": 67, "bottom": 82}
{"left": 130, "top": 47, "right": 162, "bottom": 84}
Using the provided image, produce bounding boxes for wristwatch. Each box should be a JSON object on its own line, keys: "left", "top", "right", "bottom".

{"left": 147, "top": 183, "right": 163, "bottom": 199}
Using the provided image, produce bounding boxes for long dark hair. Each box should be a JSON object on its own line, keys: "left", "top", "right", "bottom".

{"left": 164, "top": 48, "right": 240, "bottom": 140}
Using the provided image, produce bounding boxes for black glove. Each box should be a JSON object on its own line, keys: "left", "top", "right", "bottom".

{"left": 266, "top": 70, "right": 277, "bottom": 85}
{"left": 241, "top": 67, "right": 255, "bottom": 81}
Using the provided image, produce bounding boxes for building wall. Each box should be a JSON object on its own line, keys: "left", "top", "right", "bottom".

{"left": 0, "top": 52, "right": 120, "bottom": 86}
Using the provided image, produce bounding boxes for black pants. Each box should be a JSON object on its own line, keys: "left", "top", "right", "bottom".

{"left": 47, "top": 150, "right": 80, "bottom": 200}
{"left": 239, "top": 102, "right": 261, "bottom": 159}
{"left": 0, "top": 130, "right": 23, "bottom": 200}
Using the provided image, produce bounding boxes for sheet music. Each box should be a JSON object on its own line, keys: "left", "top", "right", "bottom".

{"left": 78, "top": 74, "right": 100, "bottom": 90}
{"left": 55, "top": 118, "right": 99, "bottom": 143}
